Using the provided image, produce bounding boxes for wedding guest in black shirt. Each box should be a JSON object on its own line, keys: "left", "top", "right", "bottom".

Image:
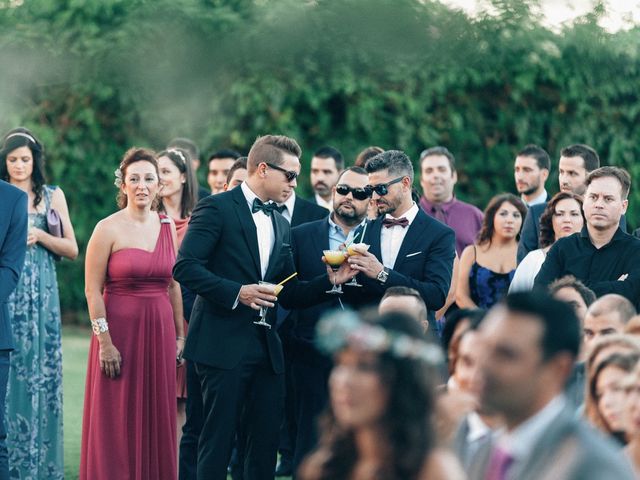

{"left": 535, "top": 167, "right": 640, "bottom": 307}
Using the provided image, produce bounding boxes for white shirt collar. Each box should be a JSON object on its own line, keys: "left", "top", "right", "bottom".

{"left": 384, "top": 202, "right": 420, "bottom": 225}
{"left": 280, "top": 191, "right": 296, "bottom": 215}
{"left": 241, "top": 181, "right": 260, "bottom": 209}
{"left": 497, "top": 395, "right": 566, "bottom": 460}
{"left": 466, "top": 411, "right": 492, "bottom": 443}
{"left": 315, "top": 193, "right": 332, "bottom": 211}
{"left": 523, "top": 189, "right": 548, "bottom": 207}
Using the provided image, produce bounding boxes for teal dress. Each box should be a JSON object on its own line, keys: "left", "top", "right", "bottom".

{"left": 6, "top": 186, "right": 63, "bottom": 479}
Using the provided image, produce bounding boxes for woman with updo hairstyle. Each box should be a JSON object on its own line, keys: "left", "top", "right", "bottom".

{"left": 510, "top": 191, "right": 584, "bottom": 292}
{"left": 299, "top": 311, "right": 465, "bottom": 480}
{"left": 80, "top": 147, "right": 185, "bottom": 480}
{"left": 456, "top": 193, "right": 526, "bottom": 309}
{"left": 156, "top": 147, "right": 198, "bottom": 446}
{"left": 1, "top": 127, "right": 78, "bottom": 479}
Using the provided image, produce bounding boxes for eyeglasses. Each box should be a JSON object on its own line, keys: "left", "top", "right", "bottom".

{"left": 335, "top": 184, "right": 371, "bottom": 201}
{"left": 365, "top": 176, "right": 405, "bottom": 196}
{"left": 265, "top": 162, "right": 298, "bottom": 182}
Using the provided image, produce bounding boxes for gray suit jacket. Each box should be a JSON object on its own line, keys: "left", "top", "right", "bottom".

{"left": 466, "top": 405, "right": 635, "bottom": 480}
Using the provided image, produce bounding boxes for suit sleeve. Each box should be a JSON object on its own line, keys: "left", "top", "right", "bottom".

{"left": 172, "top": 198, "right": 242, "bottom": 310}
{"left": 278, "top": 228, "right": 333, "bottom": 310}
{"left": 364, "top": 226, "right": 455, "bottom": 311}
{"left": 518, "top": 207, "right": 539, "bottom": 263}
{"left": 0, "top": 192, "right": 28, "bottom": 302}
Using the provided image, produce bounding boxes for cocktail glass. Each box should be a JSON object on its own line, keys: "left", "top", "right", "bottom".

{"left": 254, "top": 281, "right": 283, "bottom": 328}
{"left": 323, "top": 250, "right": 346, "bottom": 295}
{"left": 344, "top": 243, "right": 370, "bottom": 287}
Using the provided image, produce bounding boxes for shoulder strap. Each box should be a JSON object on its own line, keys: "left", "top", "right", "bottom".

{"left": 473, "top": 244, "right": 477, "bottom": 262}
{"left": 43, "top": 185, "right": 55, "bottom": 210}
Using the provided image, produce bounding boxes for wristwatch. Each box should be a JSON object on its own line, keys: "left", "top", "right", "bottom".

{"left": 376, "top": 267, "right": 390, "bottom": 284}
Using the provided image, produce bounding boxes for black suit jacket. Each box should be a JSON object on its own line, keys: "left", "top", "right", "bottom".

{"left": 173, "top": 186, "right": 333, "bottom": 374}
{"left": 287, "top": 218, "right": 346, "bottom": 366}
{"left": 357, "top": 209, "right": 455, "bottom": 322}
{"left": 0, "top": 181, "right": 28, "bottom": 351}
{"left": 291, "top": 195, "right": 328, "bottom": 228}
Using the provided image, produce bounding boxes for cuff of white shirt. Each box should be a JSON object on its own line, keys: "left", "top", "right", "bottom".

{"left": 232, "top": 291, "right": 241, "bottom": 310}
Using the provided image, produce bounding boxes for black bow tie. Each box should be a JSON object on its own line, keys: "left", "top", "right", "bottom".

{"left": 382, "top": 217, "right": 409, "bottom": 228}
{"left": 252, "top": 198, "right": 279, "bottom": 216}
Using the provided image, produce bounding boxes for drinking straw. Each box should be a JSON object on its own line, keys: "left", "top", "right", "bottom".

{"left": 277, "top": 272, "right": 298, "bottom": 286}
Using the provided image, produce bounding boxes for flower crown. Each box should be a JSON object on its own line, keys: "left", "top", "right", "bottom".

{"left": 167, "top": 148, "right": 187, "bottom": 165}
{"left": 114, "top": 165, "right": 123, "bottom": 188}
{"left": 316, "top": 310, "right": 444, "bottom": 365}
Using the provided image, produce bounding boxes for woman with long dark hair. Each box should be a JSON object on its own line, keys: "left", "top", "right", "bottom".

{"left": 456, "top": 193, "right": 526, "bottom": 310}
{"left": 299, "top": 310, "right": 464, "bottom": 480}
{"left": 0, "top": 127, "right": 78, "bottom": 479}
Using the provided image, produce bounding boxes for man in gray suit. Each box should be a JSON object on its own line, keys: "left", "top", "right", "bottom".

{"left": 466, "top": 291, "right": 635, "bottom": 480}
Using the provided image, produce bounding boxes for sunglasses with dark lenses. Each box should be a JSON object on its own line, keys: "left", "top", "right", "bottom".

{"left": 335, "top": 184, "right": 371, "bottom": 200}
{"left": 365, "top": 176, "right": 405, "bottom": 196}
{"left": 265, "top": 162, "right": 298, "bottom": 182}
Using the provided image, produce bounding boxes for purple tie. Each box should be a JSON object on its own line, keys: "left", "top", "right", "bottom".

{"left": 485, "top": 446, "right": 513, "bottom": 480}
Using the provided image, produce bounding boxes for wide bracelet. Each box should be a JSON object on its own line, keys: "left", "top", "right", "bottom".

{"left": 91, "top": 317, "right": 109, "bottom": 336}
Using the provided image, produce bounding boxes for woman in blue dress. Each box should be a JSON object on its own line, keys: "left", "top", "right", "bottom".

{"left": 456, "top": 193, "right": 526, "bottom": 310}
{"left": 0, "top": 127, "right": 78, "bottom": 479}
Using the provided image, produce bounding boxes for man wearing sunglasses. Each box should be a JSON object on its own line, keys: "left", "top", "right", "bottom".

{"left": 173, "top": 135, "right": 357, "bottom": 480}
{"left": 347, "top": 150, "right": 456, "bottom": 324}
{"left": 285, "top": 166, "right": 370, "bottom": 472}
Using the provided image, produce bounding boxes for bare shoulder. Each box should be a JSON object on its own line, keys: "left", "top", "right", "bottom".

{"left": 418, "top": 448, "right": 466, "bottom": 480}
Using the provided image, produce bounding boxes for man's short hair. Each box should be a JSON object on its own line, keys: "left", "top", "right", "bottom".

{"left": 586, "top": 294, "right": 636, "bottom": 324}
{"left": 560, "top": 144, "right": 600, "bottom": 172}
{"left": 247, "top": 135, "right": 302, "bottom": 173}
{"left": 585, "top": 166, "right": 631, "bottom": 200}
{"left": 548, "top": 275, "right": 596, "bottom": 307}
{"left": 517, "top": 144, "right": 550, "bottom": 171}
{"left": 226, "top": 157, "right": 248, "bottom": 184}
{"left": 419, "top": 146, "right": 456, "bottom": 172}
{"left": 380, "top": 286, "right": 427, "bottom": 321}
{"left": 168, "top": 137, "right": 199, "bottom": 162}
{"left": 313, "top": 146, "right": 344, "bottom": 170}
{"left": 503, "top": 292, "right": 581, "bottom": 361}
{"left": 208, "top": 148, "right": 242, "bottom": 163}
{"left": 365, "top": 150, "right": 414, "bottom": 182}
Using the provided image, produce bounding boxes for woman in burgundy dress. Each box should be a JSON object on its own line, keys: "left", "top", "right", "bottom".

{"left": 80, "top": 147, "right": 185, "bottom": 480}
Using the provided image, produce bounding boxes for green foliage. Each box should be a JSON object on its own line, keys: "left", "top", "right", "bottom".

{"left": 2, "top": 0, "right": 640, "bottom": 320}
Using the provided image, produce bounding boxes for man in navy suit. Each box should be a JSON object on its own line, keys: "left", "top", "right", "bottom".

{"left": 173, "top": 135, "right": 355, "bottom": 480}
{"left": 287, "top": 166, "right": 370, "bottom": 472}
{"left": 348, "top": 150, "right": 456, "bottom": 324}
{"left": 0, "top": 179, "right": 28, "bottom": 477}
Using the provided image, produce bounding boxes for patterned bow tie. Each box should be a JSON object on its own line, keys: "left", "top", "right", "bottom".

{"left": 382, "top": 217, "right": 409, "bottom": 228}
{"left": 252, "top": 198, "right": 278, "bottom": 216}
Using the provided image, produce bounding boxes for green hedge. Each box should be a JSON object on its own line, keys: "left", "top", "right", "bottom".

{"left": 2, "top": 0, "right": 640, "bottom": 321}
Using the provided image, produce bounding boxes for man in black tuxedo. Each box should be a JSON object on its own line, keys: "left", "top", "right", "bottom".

{"left": 173, "top": 135, "right": 355, "bottom": 480}
{"left": 347, "top": 150, "right": 456, "bottom": 323}
{"left": 287, "top": 166, "right": 370, "bottom": 472}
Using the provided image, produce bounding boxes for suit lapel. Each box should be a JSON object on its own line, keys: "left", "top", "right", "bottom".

{"left": 313, "top": 219, "right": 331, "bottom": 254}
{"left": 393, "top": 212, "right": 428, "bottom": 270}
{"left": 232, "top": 187, "right": 261, "bottom": 279}
{"left": 365, "top": 218, "right": 383, "bottom": 260}
{"left": 291, "top": 197, "right": 303, "bottom": 227}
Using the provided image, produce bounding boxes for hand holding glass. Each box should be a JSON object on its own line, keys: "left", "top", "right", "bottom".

{"left": 254, "top": 282, "right": 283, "bottom": 328}
{"left": 324, "top": 250, "right": 347, "bottom": 295}
{"left": 344, "top": 243, "right": 370, "bottom": 287}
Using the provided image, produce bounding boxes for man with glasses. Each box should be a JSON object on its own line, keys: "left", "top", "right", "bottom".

{"left": 174, "top": 135, "right": 356, "bottom": 480}
{"left": 347, "top": 150, "right": 456, "bottom": 324}
{"left": 285, "top": 166, "right": 370, "bottom": 472}
{"left": 419, "top": 146, "right": 483, "bottom": 256}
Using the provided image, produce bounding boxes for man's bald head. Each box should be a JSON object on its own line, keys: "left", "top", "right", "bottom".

{"left": 583, "top": 294, "right": 636, "bottom": 351}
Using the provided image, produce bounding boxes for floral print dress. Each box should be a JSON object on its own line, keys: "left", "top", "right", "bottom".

{"left": 6, "top": 185, "right": 63, "bottom": 479}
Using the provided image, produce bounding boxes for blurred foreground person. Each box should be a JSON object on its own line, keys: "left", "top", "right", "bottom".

{"left": 2, "top": 127, "right": 78, "bottom": 479}
{"left": 378, "top": 285, "right": 428, "bottom": 331}
{"left": 622, "top": 362, "right": 640, "bottom": 475}
{"left": 585, "top": 351, "right": 639, "bottom": 444}
{"left": 299, "top": 310, "right": 465, "bottom": 480}
{"left": 467, "top": 291, "right": 635, "bottom": 480}
{"left": 81, "top": 148, "right": 185, "bottom": 480}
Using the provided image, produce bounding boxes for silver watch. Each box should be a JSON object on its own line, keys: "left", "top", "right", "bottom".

{"left": 376, "top": 267, "right": 389, "bottom": 284}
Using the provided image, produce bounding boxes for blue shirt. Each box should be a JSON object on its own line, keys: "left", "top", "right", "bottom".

{"left": 327, "top": 215, "right": 366, "bottom": 251}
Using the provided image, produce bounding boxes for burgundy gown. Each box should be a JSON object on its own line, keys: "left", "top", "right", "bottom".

{"left": 80, "top": 215, "right": 177, "bottom": 480}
